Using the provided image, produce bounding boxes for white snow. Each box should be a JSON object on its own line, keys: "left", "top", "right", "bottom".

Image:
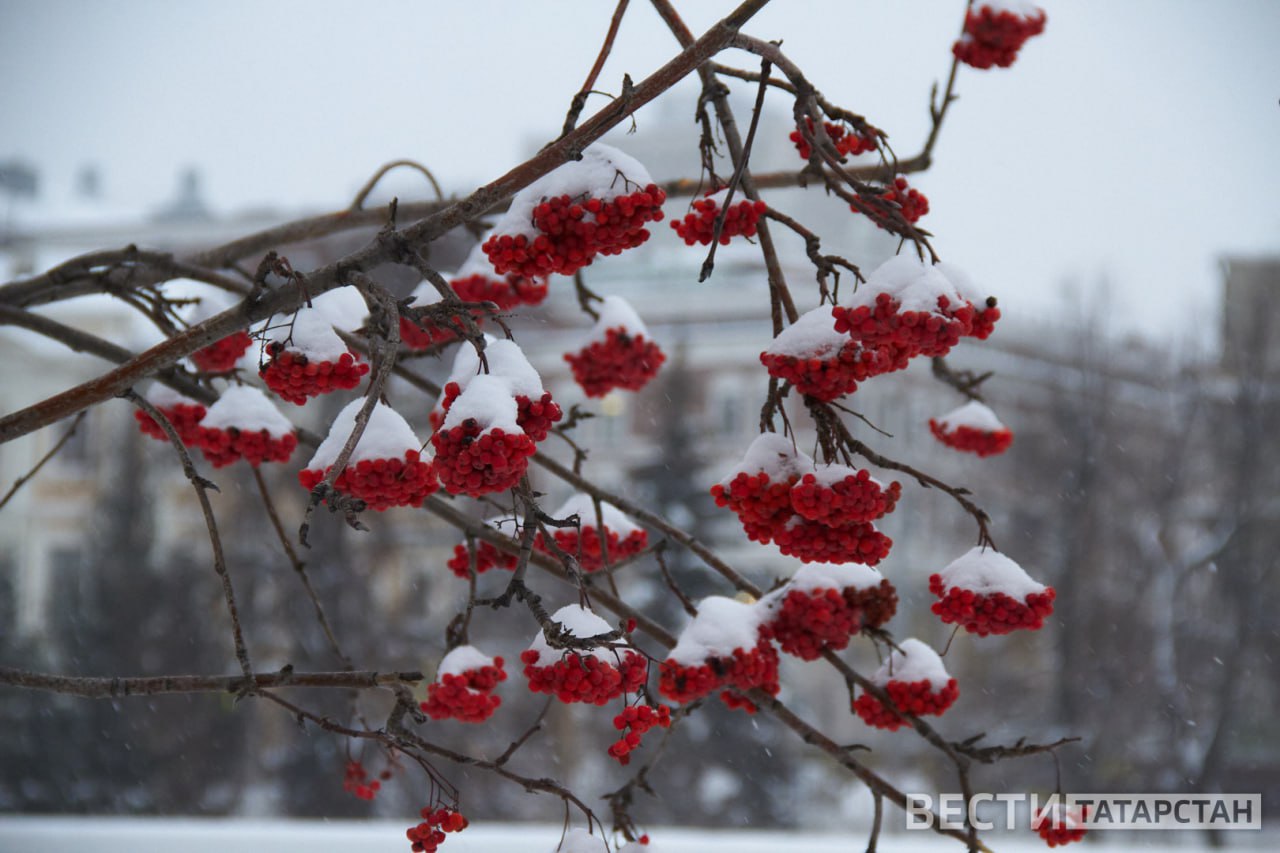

{"left": 267, "top": 307, "right": 350, "bottom": 363}
{"left": 445, "top": 337, "right": 545, "bottom": 399}
{"left": 587, "top": 295, "right": 649, "bottom": 342}
{"left": 932, "top": 400, "right": 1006, "bottom": 432}
{"left": 551, "top": 493, "right": 641, "bottom": 535}
{"left": 555, "top": 828, "right": 610, "bottom": 853}
{"left": 977, "top": 0, "right": 1042, "bottom": 17}
{"left": 145, "top": 383, "right": 200, "bottom": 408}
{"left": 667, "top": 596, "right": 765, "bottom": 665}
{"left": 309, "top": 286, "right": 368, "bottom": 333}
{"left": 873, "top": 639, "right": 951, "bottom": 689}
{"left": 719, "top": 433, "right": 814, "bottom": 485}
{"left": 935, "top": 547, "right": 1046, "bottom": 599}
{"left": 525, "top": 604, "right": 622, "bottom": 664}
{"left": 781, "top": 563, "right": 885, "bottom": 597}
{"left": 306, "top": 398, "right": 423, "bottom": 470}
{"left": 440, "top": 374, "right": 522, "bottom": 433}
{"left": 491, "top": 143, "right": 657, "bottom": 240}
{"left": 849, "top": 254, "right": 963, "bottom": 314}
{"left": 762, "top": 304, "right": 846, "bottom": 359}
{"left": 201, "top": 385, "right": 294, "bottom": 436}
{"left": 807, "top": 461, "right": 886, "bottom": 490}
{"left": 437, "top": 645, "right": 500, "bottom": 679}
{"left": 406, "top": 280, "right": 444, "bottom": 307}
{"left": 936, "top": 261, "right": 991, "bottom": 310}
{"left": 481, "top": 340, "right": 546, "bottom": 398}
{"left": 444, "top": 334, "right": 494, "bottom": 384}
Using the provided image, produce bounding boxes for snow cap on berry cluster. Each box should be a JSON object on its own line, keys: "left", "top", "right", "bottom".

{"left": 526, "top": 604, "right": 622, "bottom": 664}
{"left": 446, "top": 338, "right": 547, "bottom": 400}
{"left": 935, "top": 547, "right": 1046, "bottom": 599}
{"left": 201, "top": 385, "right": 294, "bottom": 436}
{"left": 933, "top": 400, "right": 1007, "bottom": 433}
{"left": 668, "top": 596, "right": 767, "bottom": 666}
{"left": 551, "top": 493, "right": 641, "bottom": 537}
{"left": 873, "top": 638, "right": 952, "bottom": 691}
{"left": 437, "top": 645, "right": 501, "bottom": 679}
{"left": 586, "top": 295, "right": 650, "bottom": 344}
{"left": 936, "top": 262, "right": 993, "bottom": 312}
{"left": 719, "top": 432, "right": 815, "bottom": 486}
{"left": 763, "top": 304, "right": 849, "bottom": 360}
{"left": 850, "top": 254, "right": 965, "bottom": 316}
{"left": 781, "top": 562, "right": 886, "bottom": 598}
{"left": 978, "top": 0, "right": 1042, "bottom": 12}
{"left": 145, "top": 382, "right": 201, "bottom": 408}
{"left": 267, "top": 307, "right": 352, "bottom": 363}
{"left": 309, "top": 286, "right": 368, "bottom": 333}
{"left": 495, "top": 143, "right": 658, "bottom": 242}
{"left": 306, "top": 398, "right": 425, "bottom": 470}
{"left": 807, "top": 460, "right": 884, "bottom": 490}
{"left": 440, "top": 374, "right": 522, "bottom": 433}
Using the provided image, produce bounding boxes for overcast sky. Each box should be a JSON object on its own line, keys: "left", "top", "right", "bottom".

{"left": 1, "top": 1, "right": 1277, "bottom": 343}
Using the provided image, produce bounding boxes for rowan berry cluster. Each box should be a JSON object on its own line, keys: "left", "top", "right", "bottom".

{"left": 440, "top": 381, "right": 559, "bottom": 442}
{"left": 399, "top": 314, "right": 462, "bottom": 351}
{"left": 298, "top": 449, "right": 436, "bottom": 511}
{"left": 759, "top": 339, "right": 889, "bottom": 401}
{"left": 1033, "top": 804, "right": 1088, "bottom": 848}
{"left": 763, "top": 575, "right": 898, "bottom": 661}
{"left": 431, "top": 342, "right": 561, "bottom": 495}
{"left": 260, "top": 346, "right": 368, "bottom": 406}
{"left": 190, "top": 331, "right": 252, "bottom": 373}
{"left": 790, "top": 469, "right": 901, "bottom": 526}
{"left": 431, "top": 420, "right": 535, "bottom": 496}
{"left": 953, "top": 3, "right": 1047, "bottom": 70}
{"left": 198, "top": 426, "right": 297, "bottom": 468}
{"left": 658, "top": 639, "right": 780, "bottom": 710}
{"left": 832, "top": 291, "right": 974, "bottom": 365}
{"left": 520, "top": 649, "right": 648, "bottom": 706}
{"left": 713, "top": 438, "right": 898, "bottom": 564}
{"left": 669, "top": 189, "right": 768, "bottom": 246}
{"left": 931, "top": 582, "right": 1054, "bottom": 636}
{"left": 421, "top": 656, "right": 507, "bottom": 724}
{"left": 607, "top": 703, "right": 672, "bottom": 765}
{"left": 565, "top": 327, "right": 666, "bottom": 398}
{"left": 483, "top": 185, "right": 667, "bottom": 279}
{"left": 539, "top": 524, "right": 649, "bottom": 573}
{"left": 929, "top": 419, "right": 1014, "bottom": 456}
{"left": 446, "top": 538, "right": 518, "bottom": 578}
{"left": 342, "top": 759, "right": 384, "bottom": 801}
{"left": 928, "top": 548, "right": 1056, "bottom": 636}
{"left": 450, "top": 271, "right": 549, "bottom": 312}
{"left": 406, "top": 807, "right": 468, "bottom": 853}
{"left": 134, "top": 401, "right": 206, "bottom": 446}
{"left": 773, "top": 517, "right": 892, "bottom": 565}
{"left": 536, "top": 497, "right": 648, "bottom": 572}
{"left": 853, "top": 677, "right": 961, "bottom": 730}
{"left": 789, "top": 118, "right": 879, "bottom": 160}
{"left": 852, "top": 177, "right": 929, "bottom": 229}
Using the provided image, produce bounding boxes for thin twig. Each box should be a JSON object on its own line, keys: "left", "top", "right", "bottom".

{"left": 123, "top": 390, "right": 254, "bottom": 686}
{"left": 0, "top": 666, "right": 422, "bottom": 698}
{"left": 349, "top": 159, "right": 445, "bottom": 210}
{"left": 0, "top": 412, "right": 86, "bottom": 511}
{"left": 561, "top": 0, "right": 632, "bottom": 137}
{"left": 251, "top": 466, "right": 351, "bottom": 668}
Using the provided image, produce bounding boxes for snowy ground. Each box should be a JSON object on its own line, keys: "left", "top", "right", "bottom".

{"left": 0, "top": 818, "right": 1272, "bottom": 852}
